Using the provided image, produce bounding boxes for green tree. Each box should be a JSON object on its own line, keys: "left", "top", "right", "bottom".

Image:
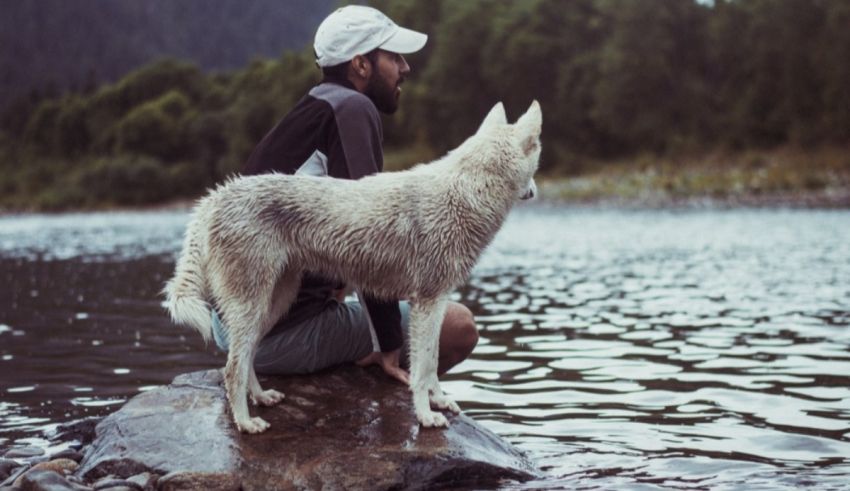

{"left": 114, "top": 89, "right": 192, "bottom": 161}
{"left": 86, "top": 59, "right": 207, "bottom": 151}
{"left": 482, "top": 0, "right": 604, "bottom": 168}
{"left": 820, "top": 1, "right": 850, "bottom": 142}
{"left": 418, "top": 1, "right": 508, "bottom": 152}
{"left": 591, "top": 0, "right": 711, "bottom": 154}
{"left": 22, "top": 99, "right": 63, "bottom": 153}
{"left": 734, "top": 0, "right": 827, "bottom": 146}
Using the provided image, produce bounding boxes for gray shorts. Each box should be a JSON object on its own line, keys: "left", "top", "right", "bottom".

{"left": 211, "top": 300, "right": 411, "bottom": 375}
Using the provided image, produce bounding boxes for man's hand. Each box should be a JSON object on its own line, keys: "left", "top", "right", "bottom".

{"left": 356, "top": 349, "right": 409, "bottom": 385}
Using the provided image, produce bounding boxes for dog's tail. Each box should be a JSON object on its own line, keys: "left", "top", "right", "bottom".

{"left": 163, "top": 218, "right": 213, "bottom": 343}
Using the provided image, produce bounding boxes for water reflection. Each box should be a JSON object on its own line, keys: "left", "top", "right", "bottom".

{"left": 1, "top": 207, "right": 849, "bottom": 489}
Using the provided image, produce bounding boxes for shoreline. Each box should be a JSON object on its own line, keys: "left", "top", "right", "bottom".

{"left": 2, "top": 188, "right": 849, "bottom": 217}
{"left": 3, "top": 145, "right": 850, "bottom": 215}
{"left": 535, "top": 184, "right": 850, "bottom": 210}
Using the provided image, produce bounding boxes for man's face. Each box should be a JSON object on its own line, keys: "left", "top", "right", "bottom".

{"left": 365, "top": 50, "right": 410, "bottom": 114}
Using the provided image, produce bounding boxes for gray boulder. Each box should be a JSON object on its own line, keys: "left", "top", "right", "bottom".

{"left": 78, "top": 368, "right": 537, "bottom": 490}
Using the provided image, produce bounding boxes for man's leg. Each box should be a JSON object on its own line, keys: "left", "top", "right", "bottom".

{"left": 436, "top": 302, "right": 479, "bottom": 375}
{"left": 251, "top": 299, "right": 478, "bottom": 376}
{"left": 252, "top": 301, "right": 374, "bottom": 375}
{"left": 357, "top": 301, "right": 479, "bottom": 376}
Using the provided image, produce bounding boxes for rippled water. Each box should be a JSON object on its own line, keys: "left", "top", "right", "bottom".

{"left": 1, "top": 206, "right": 849, "bottom": 489}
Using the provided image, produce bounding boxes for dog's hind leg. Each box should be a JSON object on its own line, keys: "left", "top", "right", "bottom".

{"left": 408, "top": 296, "right": 450, "bottom": 428}
{"left": 248, "top": 269, "right": 301, "bottom": 407}
{"left": 222, "top": 295, "right": 280, "bottom": 434}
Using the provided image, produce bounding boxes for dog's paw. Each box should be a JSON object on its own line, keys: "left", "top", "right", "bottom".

{"left": 237, "top": 416, "right": 271, "bottom": 434}
{"left": 431, "top": 394, "right": 461, "bottom": 414}
{"left": 253, "top": 389, "right": 285, "bottom": 407}
{"left": 417, "top": 410, "right": 449, "bottom": 428}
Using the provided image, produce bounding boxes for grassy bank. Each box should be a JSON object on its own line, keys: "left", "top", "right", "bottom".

{"left": 1, "top": 146, "right": 848, "bottom": 214}
{"left": 536, "top": 146, "right": 850, "bottom": 208}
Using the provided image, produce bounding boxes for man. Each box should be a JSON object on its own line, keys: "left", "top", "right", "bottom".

{"left": 216, "top": 6, "right": 478, "bottom": 384}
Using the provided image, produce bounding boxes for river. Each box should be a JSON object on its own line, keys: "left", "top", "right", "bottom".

{"left": 1, "top": 205, "right": 848, "bottom": 489}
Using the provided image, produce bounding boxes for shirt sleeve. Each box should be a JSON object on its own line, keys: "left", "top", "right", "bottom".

{"left": 328, "top": 93, "right": 384, "bottom": 179}
{"left": 363, "top": 294, "right": 403, "bottom": 353}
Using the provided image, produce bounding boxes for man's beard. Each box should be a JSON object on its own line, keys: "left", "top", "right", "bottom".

{"left": 365, "top": 71, "right": 401, "bottom": 114}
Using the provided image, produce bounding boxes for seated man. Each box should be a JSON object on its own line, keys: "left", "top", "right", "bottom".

{"left": 213, "top": 5, "right": 478, "bottom": 384}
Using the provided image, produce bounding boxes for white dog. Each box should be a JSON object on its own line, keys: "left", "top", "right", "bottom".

{"left": 164, "top": 101, "right": 542, "bottom": 433}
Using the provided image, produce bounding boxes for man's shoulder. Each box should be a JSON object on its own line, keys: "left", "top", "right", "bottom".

{"left": 309, "top": 83, "right": 378, "bottom": 121}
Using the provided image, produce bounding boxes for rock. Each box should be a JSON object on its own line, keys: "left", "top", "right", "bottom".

{"left": 126, "top": 472, "right": 157, "bottom": 491}
{"left": 157, "top": 471, "right": 240, "bottom": 491}
{"left": 15, "top": 468, "right": 88, "bottom": 491}
{"left": 4, "top": 446, "right": 45, "bottom": 459}
{"left": 78, "top": 368, "right": 537, "bottom": 490}
{"left": 53, "top": 417, "right": 102, "bottom": 448}
{"left": 0, "top": 458, "right": 21, "bottom": 480}
{"left": 1, "top": 462, "right": 29, "bottom": 488}
{"left": 11, "top": 459, "right": 79, "bottom": 487}
{"left": 29, "top": 459, "right": 79, "bottom": 476}
{"left": 91, "top": 477, "right": 144, "bottom": 490}
{"left": 49, "top": 450, "right": 84, "bottom": 463}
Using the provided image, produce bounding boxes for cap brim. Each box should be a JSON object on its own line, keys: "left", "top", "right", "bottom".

{"left": 379, "top": 26, "right": 428, "bottom": 54}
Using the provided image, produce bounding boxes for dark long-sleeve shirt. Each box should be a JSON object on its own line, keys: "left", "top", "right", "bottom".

{"left": 242, "top": 76, "right": 403, "bottom": 353}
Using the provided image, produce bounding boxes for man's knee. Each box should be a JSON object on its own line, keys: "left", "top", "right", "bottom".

{"left": 444, "top": 303, "right": 478, "bottom": 356}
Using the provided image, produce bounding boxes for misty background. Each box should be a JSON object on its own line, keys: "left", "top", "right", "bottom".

{"left": 0, "top": 0, "right": 848, "bottom": 210}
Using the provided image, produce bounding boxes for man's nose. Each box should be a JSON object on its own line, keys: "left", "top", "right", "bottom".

{"left": 399, "top": 55, "right": 410, "bottom": 74}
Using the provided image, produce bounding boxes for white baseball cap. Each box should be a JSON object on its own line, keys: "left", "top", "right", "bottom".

{"left": 314, "top": 5, "right": 428, "bottom": 68}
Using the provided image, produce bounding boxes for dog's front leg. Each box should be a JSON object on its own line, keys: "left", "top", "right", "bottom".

{"left": 425, "top": 321, "right": 461, "bottom": 414}
{"left": 408, "top": 296, "right": 450, "bottom": 427}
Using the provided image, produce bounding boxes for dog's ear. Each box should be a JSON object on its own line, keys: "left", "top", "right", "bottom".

{"left": 515, "top": 100, "right": 542, "bottom": 155}
{"left": 477, "top": 102, "right": 507, "bottom": 133}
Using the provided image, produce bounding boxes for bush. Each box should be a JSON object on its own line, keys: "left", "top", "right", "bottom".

{"left": 114, "top": 90, "right": 191, "bottom": 161}
{"left": 167, "top": 160, "right": 214, "bottom": 197}
{"left": 22, "top": 99, "right": 63, "bottom": 151}
{"left": 76, "top": 155, "right": 173, "bottom": 205}
{"left": 55, "top": 96, "right": 91, "bottom": 157}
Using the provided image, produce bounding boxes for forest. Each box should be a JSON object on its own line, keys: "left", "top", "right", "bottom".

{"left": 0, "top": 0, "right": 334, "bottom": 107}
{"left": 1, "top": 0, "right": 848, "bottom": 209}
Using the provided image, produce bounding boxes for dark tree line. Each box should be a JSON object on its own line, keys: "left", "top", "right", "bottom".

{"left": 1, "top": 0, "right": 848, "bottom": 209}
{"left": 0, "top": 0, "right": 334, "bottom": 108}
{"left": 374, "top": 0, "right": 849, "bottom": 167}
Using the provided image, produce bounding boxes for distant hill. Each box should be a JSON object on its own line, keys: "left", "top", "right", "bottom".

{"left": 0, "top": 0, "right": 336, "bottom": 108}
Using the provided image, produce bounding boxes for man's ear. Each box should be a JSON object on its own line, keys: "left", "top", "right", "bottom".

{"left": 350, "top": 54, "right": 372, "bottom": 79}
{"left": 477, "top": 102, "right": 507, "bottom": 134}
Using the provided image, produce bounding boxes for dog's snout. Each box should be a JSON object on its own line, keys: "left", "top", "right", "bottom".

{"left": 520, "top": 180, "right": 537, "bottom": 200}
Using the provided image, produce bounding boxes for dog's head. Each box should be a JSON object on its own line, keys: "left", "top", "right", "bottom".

{"left": 473, "top": 100, "right": 542, "bottom": 201}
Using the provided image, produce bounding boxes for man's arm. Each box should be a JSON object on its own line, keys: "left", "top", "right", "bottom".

{"left": 326, "top": 91, "right": 384, "bottom": 179}
{"left": 328, "top": 92, "right": 407, "bottom": 380}
{"left": 354, "top": 290, "right": 408, "bottom": 384}
{"left": 361, "top": 295, "right": 403, "bottom": 352}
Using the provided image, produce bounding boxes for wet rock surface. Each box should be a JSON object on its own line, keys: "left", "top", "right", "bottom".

{"left": 15, "top": 469, "right": 84, "bottom": 491}
{"left": 4, "top": 447, "right": 46, "bottom": 459}
{"left": 77, "top": 368, "right": 537, "bottom": 490}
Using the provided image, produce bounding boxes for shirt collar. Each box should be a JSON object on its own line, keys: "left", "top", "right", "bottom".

{"left": 320, "top": 75, "right": 357, "bottom": 91}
